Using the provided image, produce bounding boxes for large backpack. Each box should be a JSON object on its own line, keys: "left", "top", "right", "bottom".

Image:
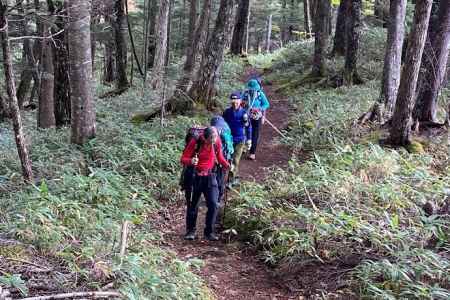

{"left": 210, "top": 116, "right": 234, "bottom": 161}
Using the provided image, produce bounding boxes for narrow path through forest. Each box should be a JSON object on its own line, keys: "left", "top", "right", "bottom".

{"left": 154, "top": 68, "right": 295, "bottom": 300}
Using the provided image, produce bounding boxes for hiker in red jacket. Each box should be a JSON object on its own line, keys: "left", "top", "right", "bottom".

{"left": 180, "top": 127, "right": 230, "bottom": 241}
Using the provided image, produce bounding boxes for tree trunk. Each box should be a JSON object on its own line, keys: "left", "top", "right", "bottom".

{"left": 103, "top": 40, "right": 116, "bottom": 84}
{"left": 230, "top": 0, "right": 250, "bottom": 55}
{"left": 174, "top": 0, "right": 211, "bottom": 93}
{"left": 343, "top": 0, "right": 362, "bottom": 85}
{"left": 0, "top": 3, "right": 34, "bottom": 182}
{"left": 165, "top": 0, "right": 173, "bottom": 66}
{"left": 113, "top": 0, "right": 129, "bottom": 90}
{"left": 147, "top": 0, "right": 158, "bottom": 68}
{"left": 68, "top": 0, "right": 96, "bottom": 145}
{"left": 331, "top": 0, "right": 349, "bottom": 56}
{"left": 245, "top": 2, "right": 250, "bottom": 54}
{"left": 375, "top": 0, "right": 390, "bottom": 25}
{"left": 304, "top": 0, "right": 312, "bottom": 35}
{"left": 280, "top": 0, "right": 289, "bottom": 44}
{"left": 414, "top": 0, "right": 450, "bottom": 123}
{"left": 312, "top": 0, "right": 331, "bottom": 77}
{"left": 373, "top": 0, "right": 408, "bottom": 122}
{"left": 38, "top": 22, "right": 56, "bottom": 128}
{"left": 188, "top": 0, "right": 235, "bottom": 110}
{"left": 150, "top": 0, "right": 170, "bottom": 90}
{"left": 17, "top": 68, "right": 33, "bottom": 108}
{"left": 389, "top": 0, "right": 433, "bottom": 146}
{"left": 53, "top": 3, "right": 71, "bottom": 126}
{"left": 265, "top": 14, "right": 272, "bottom": 53}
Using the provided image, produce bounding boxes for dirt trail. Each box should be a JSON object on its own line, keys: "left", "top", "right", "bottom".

{"left": 157, "top": 68, "right": 294, "bottom": 300}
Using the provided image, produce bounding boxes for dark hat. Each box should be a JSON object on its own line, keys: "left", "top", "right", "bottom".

{"left": 230, "top": 91, "right": 242, "bottom": 100}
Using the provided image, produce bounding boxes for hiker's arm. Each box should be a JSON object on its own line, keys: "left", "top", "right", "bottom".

{"left": 180, "top": 139, "right": 196, "bottom": 166}
{"left": 260, "top": 92, "right": 270, "bottom": 110}
{"left": 216, "top": 139, "right": 230, "bottom": 169}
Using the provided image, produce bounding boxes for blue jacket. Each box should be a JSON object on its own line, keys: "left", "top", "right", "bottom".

{"left": 242, "top": 80, "right": 270, "bottom": 111}
{"left": 222, "top": 107, "right": 252, "bottom": 144}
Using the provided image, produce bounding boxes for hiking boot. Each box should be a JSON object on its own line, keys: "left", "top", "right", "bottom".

{"left": 204, "top": 233, "right": 220, "bottom": 241}
{"left": 184, "top": 230, "right": 196, "bottom": 241}
{"left": 248, "top": 154, "right": 256, "bottom": 160}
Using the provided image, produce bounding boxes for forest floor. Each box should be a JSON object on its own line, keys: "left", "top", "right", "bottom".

{"left": 152, "top": 68, "right": 297, "bottom": 300}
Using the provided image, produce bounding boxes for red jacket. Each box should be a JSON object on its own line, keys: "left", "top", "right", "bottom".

{"left": 181, "top": 137, "right": 230, "bottom": 174}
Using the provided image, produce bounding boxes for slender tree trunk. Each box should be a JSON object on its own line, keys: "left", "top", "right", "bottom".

{"left": 150, "top": 0, "right": 170, "bottom": 90}
{"left": 165, "top": 0, "right": 173, "bottom": 66}
{"left": 389, "top": 0, "right": 433, "bottom": 146}
{"left": 103, "top": 40, "right": 116, "bottom": 84}
{"left": 281, "top": 0, "right": 288, "bottom": 44}
{"left": 53, "top": 4, "right": 71, "bottom": 127}
{"left": 0, "top": 3, "right": 34, "bottom": 182}
{"left": 374, "top": 0, "right": 408, "bottom": 122}
{"left": 304, "top": 0, "right": 312, "bottom": 35}
{"left": 312, "top": 0, "right": 331, "bottom": 77}
{"left": 188, "top": 0, "right": 235, "bottom": 109}
{"left": 414, "top": 0, "right": 450, "bottom": 123}
{"left": 68, "top": 0, "right": 96, "bottom": 145}
{"left": 245, "top": 2, "right": 250, "bottom": 54}
{"left": 113, "top": 0, "right": 129, "bottom": 90}
{"left": 17, "top": 68, "right": 33, "bottom": 107}
{"left": 343, "top": 0, "right": 362, "bottom": 85}
{"left": 148, "top": 0, "right": 158, "bottom": 68}
{"left": 230, "top": 0, "right": 250, "bottom": 55}
{"left": 375, "top": 0, "right": 390, "bottom": 25}
{"left": 265, "top": 14, "right": 272, "bottom": 53}
{"left": 175, "top": 0, "right": 211, "bottom": 92}
{"left": 38, "top": 21, "right": 56, "bottom": 128}
{"left": 331, "top": 0, "right": 349, "bottom": 56}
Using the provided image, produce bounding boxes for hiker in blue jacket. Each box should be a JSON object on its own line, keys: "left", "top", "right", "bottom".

{"left": 242, "top": 79, "right": 270, "bottom": 160}
{"left": 222, "top": 92, "right": 252, "bottom": 186}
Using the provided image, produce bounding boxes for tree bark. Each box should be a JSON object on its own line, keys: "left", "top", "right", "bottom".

{"left": 147, "top": 0, "right": 158, "bottom": 68}
{"left": 150, "top": 0, "right": 170, "bottom": 90}
{"left": 53, "top": 2, "right": 71, "bottom": 126}
{"left": 113, "top": 0, "right": 129, "bottom": 90}
{"left": 68, "top": 0, "right": 96, "bottom": 145}
{"left": 389, "top": 0, "right": 433, "bottom": 146}
{"left": 343, "top": 0, "right": 362, "bottom": 85}
{"left": 0, "top": 3, "right": 34, "bottom": 182}
{"left": 312, "top": 0, "right": 331, "bottom": 77}
{"left": 38, "top": 21, "right": 56, "bottom": 128}
{"left": 375, "top": 0, "right": 390, "bottom": 25}
{"left": 331, "top": 0, "right": 349, "bottom": 56}
{"left": 174, "top": 0, "right": 211, "bottom": 92}
{"left": 414, "top": 0, "right": 450, "bottom": 123}
{"left": 265, "top": 14, "right": 272, "bottom": 53}
{"left": 103, "top": 40, "right": 116, "bottom": 84}
{"left": 188, "top": 0, "right": 235, "bottom": 110}
{"left": 230, "top": 0, "right": 250, "bottom": 55}
{"left": 374, "top": 0, "right": 408, "bottom": 121}
{"left": 304, "top": 0, "right": 312, "bottom": 35}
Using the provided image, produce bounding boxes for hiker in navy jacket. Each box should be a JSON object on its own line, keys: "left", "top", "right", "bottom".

{"left": 222, "top": 92, "right": 252, "bottom": 186}
{"left": 242, "top": 79, "right": 270, "bottom": 160}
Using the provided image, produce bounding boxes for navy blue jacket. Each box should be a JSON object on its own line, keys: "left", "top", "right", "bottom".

{"left": 223, "top": 107, "right": 252, "bottom": 144}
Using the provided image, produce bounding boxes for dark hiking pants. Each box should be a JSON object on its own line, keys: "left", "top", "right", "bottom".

{"left": 250, "top": 118, "right": 262, "bottom": 155}
{"left": 186, "top": 174, "right": 219, "bottom": 236}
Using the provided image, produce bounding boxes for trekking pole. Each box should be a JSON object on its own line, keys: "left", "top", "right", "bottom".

{"left": 264, "top": 117, "right": 288, "bottom": 139}
{"left": 222, "top": 170, "right": 230, "bottom": 226}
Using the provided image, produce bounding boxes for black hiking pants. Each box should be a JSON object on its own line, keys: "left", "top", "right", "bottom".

{"left": 186, "top": 173, "right": 219, "bottom": 236}
{"left": 250, "top": 118, "right": 262, "bottom": 155}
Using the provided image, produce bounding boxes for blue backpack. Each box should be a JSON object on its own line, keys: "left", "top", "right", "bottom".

{"left": 210, "top": 116, "right": 234, "bottom": 161}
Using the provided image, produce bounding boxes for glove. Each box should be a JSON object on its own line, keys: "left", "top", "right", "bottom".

{"left": 230, "top": 164, "right": 235, "bottom": 173}
{"left": 246, "top": 140, "right": 252, "bottom": 151}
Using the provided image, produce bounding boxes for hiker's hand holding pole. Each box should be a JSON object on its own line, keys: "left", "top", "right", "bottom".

{"left": 191, "top": 155, "right": 199, "bottom": 166}
{"left": 246, "top": 140, "right": 252, "bottom": 151}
